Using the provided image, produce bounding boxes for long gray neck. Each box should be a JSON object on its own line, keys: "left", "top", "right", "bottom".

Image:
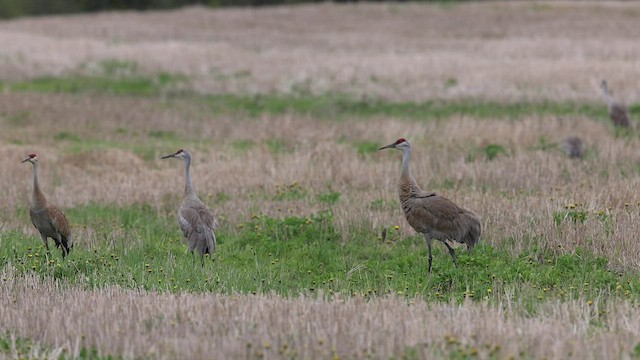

{"left": 31, "top": 162, "right": 47, "bottom": 206}
{"left": 602, "top": 84, "right": 614, "bottom": 107}
{"left": 398, "top": 145, "right": 422, "bottom": 196}
{"left": 400, "top": 147, "right": 414, "bottom": 183}
{"left": 183, "top": 153, "right": 196, "bottom": 197}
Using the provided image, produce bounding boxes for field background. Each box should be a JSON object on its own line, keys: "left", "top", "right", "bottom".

{"left": 1, "top": 1, "right": 640, "bottom": 359}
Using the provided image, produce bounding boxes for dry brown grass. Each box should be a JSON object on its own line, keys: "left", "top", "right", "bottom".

{"left": 0, "top": 267, "right": 638, "bottom": 359}
{"left": 1, "top": 2, "right": 640, "bottom": 101}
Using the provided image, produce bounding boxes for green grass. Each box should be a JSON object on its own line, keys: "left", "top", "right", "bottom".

{"left": 200, "top": 93, "right": 618, "bottom": 121}
{"left": 1, "top": 60, "right": 186, "bottom": 97}
{"left": 3, "top": 74, "right": 183, "bottom": 96}
{"left": 466, "top": 143, "right": 509, "bottom": 162}
{"left": 2, "top": 74, "right": 635, "bottom": 121}
{"left": 354, "top": 140, "right": 381, "bottom": 156}
{"left": 0, "top": 110, "right": 32, "bottom": 126}
{"left": 54, "top": 131, "right": 82, "bottom": 142}
{"left": 63, "top": 139, "right": 120, "bottom": 153}
{"left": 0, "top": 332, "right": 118, "bottom": 360}
{"left": 482, "top": 143, "right": 508, "bottom": 161}
{"left": 47, "top": 131, "right": 207, "bottom": 162}
{"left": 265, "top": 138, "right": 293, "bottom": 154}
{"left": 317, "top": 191, "right": 341, "bottom": 205}
{"left": 231, "top": 139, "right": 256, "bottom": 153}
{"left": 2, "top": 203, "right": 638, "bottom": 308}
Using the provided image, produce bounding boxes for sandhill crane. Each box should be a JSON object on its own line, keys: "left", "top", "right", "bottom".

{"left": 162, "top": 149, "right": 217, "bottom": 266}
{"left": 379, "top": 138, "right": 481, "bottom": 273}
{"left": 21, "top": 154, "right": 73, "bottom": 258}
{"left": 562, "top": 136, "right": 584, "bottom": 159}
{"left": 600, "top": 80, "right": 631, "bottom": 128}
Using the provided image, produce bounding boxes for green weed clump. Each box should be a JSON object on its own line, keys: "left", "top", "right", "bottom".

{"left": 482, "top": 143, "right": 507, "bottom": 161}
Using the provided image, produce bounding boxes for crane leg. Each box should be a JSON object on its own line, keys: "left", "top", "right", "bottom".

{"left": 39, "top": 234, "right": 51, "bottom": 258}
{"left": 424, "top": 236, "right": 433, "bottom": 273}
{"left": 55, "top": 234, "right": 68, "bottom": 258}
{"left": 444, "top": 241, "right": 458, "bottom": 269}
{"left": 196, "top": 241, "right": 207, "bottom": 267}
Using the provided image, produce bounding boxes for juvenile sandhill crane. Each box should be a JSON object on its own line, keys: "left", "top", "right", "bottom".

{"left": 600, "top": 80, "right": 631, "bottom": 128}
{"left": 562, "top": 136, "right": 584, "bottom": 159}
{"left": 162, "top": 149, "right": 217, "bottom": 266}
{"left": 379, "top": 138, "right": 481, "bottom": 273}
{"left": 21, "top": 154, "right": 73, "bottom": 258}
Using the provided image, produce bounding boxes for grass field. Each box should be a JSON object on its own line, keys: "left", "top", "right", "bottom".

{"left": 1, "top": 2, "right": 640, "bottom": 359}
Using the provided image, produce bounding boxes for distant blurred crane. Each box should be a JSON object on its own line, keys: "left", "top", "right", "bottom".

{"left": 22, "top": 154, "right": 73, "bottom": 258}
{"left": 562, "top": 136, "right": 584, "bottom": 159}
{"left": 162, "top": 149, "right": 217, "bottom": 266}
{"left": 379, "top": 138, "right": 481, "bottom": 272}
{"left": 601, "top": 80, "right": 631, "bottom": 128}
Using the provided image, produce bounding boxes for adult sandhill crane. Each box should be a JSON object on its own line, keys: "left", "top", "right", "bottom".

{"left": 21, "top": 154, "right": 73, "bottom": 258}
{"left": 379, "top": 138, "right": 481, "bottom": 273}
{"left": 162, "top": 149, "right": 217, "bottom": 266}
{"left": 562, "top": 136, "right": 584, "bottom": 159}
{"left": 600, "top": 80, "right": 631, "bottom": 128}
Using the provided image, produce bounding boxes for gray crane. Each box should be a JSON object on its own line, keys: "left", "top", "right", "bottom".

{"left": 161, "top": 149, "right": 217, "bottom": 266}
{"left": 562, "top": 136, "right": 584, "bottom": 159}
{"left": 600, "top": 80, "right": 631, "bottom": 128}
{"left": 21, "top": 154, "right": 73, "bottom": 258}
{"left": 379, "top": 138, "right": 481, "bottom": 272}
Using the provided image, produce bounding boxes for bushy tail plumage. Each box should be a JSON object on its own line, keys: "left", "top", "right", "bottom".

{"left": 463, "top": 211, "right": 481, "bottom": 250}
{"left": 204, "top": 227, "right": 216, "bottom": 256}
{"left": 65, "top": 235, "right": 73, "bottom": 252}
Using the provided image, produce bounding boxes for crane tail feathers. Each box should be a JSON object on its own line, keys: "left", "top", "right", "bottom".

{"left": 463, "top": 212, "right": 481, "bottom": 250}
{"left": 205, "top": 228, "right": 216, "bottom": 256}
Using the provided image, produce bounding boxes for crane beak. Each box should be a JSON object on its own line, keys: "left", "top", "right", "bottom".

{"left": 20, "top": 157, "right": 31, "bottom": 163}
{"left": 160, "top": 154, "right": 174, "bottom": 159}
{"left": 378, "top": 143, "right": 396, "bottom": 150}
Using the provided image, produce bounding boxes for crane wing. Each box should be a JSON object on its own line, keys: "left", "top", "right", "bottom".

{"left": 191, "top": 202, "right": 217, "bottom": 255}
{"left": 610, "top": 104, "right": 631, "bottom": 127}
{"left": 178, "top": 207, "right": 198, "bottom": 236}
{"left": 179, "top": 206, "right": 205, "bottom": 251}
{"left": 405, "top": 192, "right": 466, "bottom": 238}
{"left": 179, "top": 203, "right": 217, "bottom": 255}
{"left": 195, "top": 204, "right": 218, "bottom": 230}
{"left": 47, "top": 205, "right": 72, "bottom": 238}
{"left": 28, "top": 207, "right": 39, "bottom": 229}
{"left": 196, "top": 205, "right": 217, "bottom": 255}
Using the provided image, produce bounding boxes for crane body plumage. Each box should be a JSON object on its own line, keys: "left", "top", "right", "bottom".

{"left": 22, "top": 154, "right": 73, "bottom": 257}
{"left": 380, "top": 138, "right": 481, "bottom": 272}
{"left": 562, "top": 136, "right": 584, "bottom": 159}
{"left": 162, "top": 149, "right": 217, "bottom": 266}
{"left": 601, "top": 80, "right": 631, "bottom": 128}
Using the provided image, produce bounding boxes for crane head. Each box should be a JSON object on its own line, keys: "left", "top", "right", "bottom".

{"left": 161, "top": 149, "right": 188, "bottom": 160}
{"left": 21, "top": 153, "right": 38, "bottom": 164}
{"left": 378, "top": 138, "right": 410, "bottom": 151}
{"left": 600, "top": 79, "right": 608, "bottom": 91}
